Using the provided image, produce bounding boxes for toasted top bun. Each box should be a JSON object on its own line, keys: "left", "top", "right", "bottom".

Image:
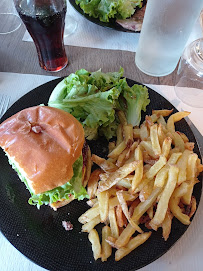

{"left": 0, "top": 106, "right": 84, "bottom": 194}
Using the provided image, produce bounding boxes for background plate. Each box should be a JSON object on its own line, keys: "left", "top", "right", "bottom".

{"left": 0, "top": 78, "right": 202, "bottom": 271}
{"left": 69, "top": 0, "right": 145, "bottom": 33}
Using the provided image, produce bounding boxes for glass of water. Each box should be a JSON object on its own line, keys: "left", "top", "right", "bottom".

{"left": 135, "top": 0, "right": 203, "bottom": 77}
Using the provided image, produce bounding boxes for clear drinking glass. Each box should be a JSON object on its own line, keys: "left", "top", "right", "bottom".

{"left": 135, "top": 0, "right": 203, "bottom": 77}
{"left": 174, "top": 38, "right": 203, "bottom": 108}
{"left": 0, "top": 0, "right": 21, "bottom": 34}
{"left": 14, "top": 0, "right": 68, "bottom": 72}
{"left": 174, "top": 11, "right": 203, "bottom": 108}
{"left": 64, "top": 15, "right": 77, "bottom": 37}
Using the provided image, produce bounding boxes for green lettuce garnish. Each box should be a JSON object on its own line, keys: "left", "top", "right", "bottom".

{"left": 8, "top": 154, "right": 88, "bottom": 209}
{"left": 48, "top": 67, "right": 150, "bottom": 140}
{"left": 76, "top": 0, "right": 143, "bottom": 22}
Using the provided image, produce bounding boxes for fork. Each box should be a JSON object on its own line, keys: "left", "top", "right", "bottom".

{"left": 0, "top": 94, "right": 11, "bottom": 119}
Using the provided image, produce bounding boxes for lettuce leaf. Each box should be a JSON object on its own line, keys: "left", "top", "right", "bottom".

{"left": 8, "top": 154, "right": 88, "bottom": 209}
{"left": 76, "top": 0, "right": 143, "bottom": 22}
{"left": 118, "top": 79, "right": 150, "bottom": 126}
{"left": 48, "top": 67, "right": 124, "bottom": 140}
{"left": 48, "top": 67, "right": 150, "bottom": 140}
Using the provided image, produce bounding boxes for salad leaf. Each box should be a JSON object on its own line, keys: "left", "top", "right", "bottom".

{"left": 118, "top": 79, "right": 150, "bottom": 126}
{"left": 48, "top": 68, "right": 124, "bottom": 140}
{"left": 48, "top": 67, "right": 150, "bottom": 140}
{"left": 76, "top": 0, "right": 143, "bottom": 22}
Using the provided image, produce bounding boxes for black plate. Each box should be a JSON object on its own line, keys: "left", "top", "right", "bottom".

{"left": 0, "top": 78, "right": 202, "bottom": 271}
{"left": 69, "top": 0, "right": 144, "bottom": 33}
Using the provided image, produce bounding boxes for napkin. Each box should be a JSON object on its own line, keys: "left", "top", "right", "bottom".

{"left": 0, "top": 72, "right": 203, "bottom": 271}
{"left": 22, "top": 2, "right": 202, "bottom": 52}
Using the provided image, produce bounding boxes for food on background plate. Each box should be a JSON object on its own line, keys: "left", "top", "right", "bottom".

{"left": 0, "top": 106, "right": 90, "bottom": 209}
{"left": 116, "top": 5, "right": 146, "bottom": 32}
{"left": 48, "top": 67, "right": 150, "bottom": 140}
{"left": 75, "top": 0, "right": 144, "bottom": 23}
{"left": 79, "top": 109, "right": 203, "bottom": 261}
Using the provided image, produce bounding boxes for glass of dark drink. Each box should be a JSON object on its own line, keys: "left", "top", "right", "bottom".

{"left": 14, "top": 0, "right": 68, "bottom": 72}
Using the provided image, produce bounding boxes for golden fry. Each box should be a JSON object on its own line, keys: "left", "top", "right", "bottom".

{"left": 98, "top": 190, "right": 109, "bottom": 222}
{"left": 145, "top": 156, "right": 167, "bottom": 180}
{"left": 78, "top": 204, "right": 99, "bottom": 224}
{"left": 173, "top": 132, "right": 185, "bottom": 152}
{"left": 154, "top": 167, "right": 168, "bottom": 188}
{"left": 116, "top": 124, "right": 123, "bottom": 146}
{"left": 185, "top": 142, "right": 195, "bottom": 151}
{"left": 116, "top": 204, "right": 124, "bottom": 228}
{"left": 176, "top": 131, "right": 189, "bottom": 143}
{"left": 140, "top": 141, "right": 158, "bottom": 159}
{"left": 169, "top": 182, "right": 190, "bottom": 225}
{"left": 177, "top": 149, "right": 192, "bottom": 185}
{"left": 101, "top": 226, "right": 112, "bottom": 262}
{"left": 92, "top": 154, "right": 118, "bottom": 172}
{"left": 131, "top": 187, "right": 162, "bottom": 222}
{"left": 139, "top": 179, "right": 154, "bottom": 202}
{"left": 167, "top": 152, "right": 182, "bottom": 164}
{"left": 162, "top": 210, "right": 173, "bottom": 241}
{"left": 116, "top": 190, "right": 142, "bottom": 232}
{"left": 167, "top": 111, "right": 190, "bottom": 133}
{"left": 150, "top": 165, "right": 179, "bottom": 227}
{"left": 132, "top": 161, "right": 143, "bottom": 192}
{"left": 158, "top": 123, "right": 166, "bottom": 147}
{"left": 123, "top": 124, "right": 134, "bottom": 147}
{"left": 140, "top": 124, "right": 149, "bottom": 141}
{"left": 109, "top": 207, "right": 119, "bottom": 239}
{"left": 88, "top": 169, "right": 103, "bottom": 199}
{"left": 157, "top": 115, "right": 167, "bottom": 129}
{"left": 98, "top": 161, "right": 139, "bottom": 192}
{"left": 115, "top": 232, "right": 151, "bottom": 261}
{"left": 88, "top": 229, "right": 101, "bottom": 260}
{"left": 189, "top": 196, "right": 196, "bottom": 218}
{"left": 116, "top": 148, "right": 129, "bottom": 167}
{"left": 108, "top": 141, "right": 127, "bottom": 159}
{"left": 152, "top": 109, "right": 173, "bottom": 117}
{"left": 108, "top": 141, "right": 116, "bottom": 153}
{"left": 133, "top": 128, "right": 141, "bottom": 139}
{"left": 82, "top": 215, "right": 101, "bottom": 233}
{"left": 162, "top": 137, "right": 172, "bottom": 159}
{"left": 150, "top": 124, "right": 161, "bottom": 156}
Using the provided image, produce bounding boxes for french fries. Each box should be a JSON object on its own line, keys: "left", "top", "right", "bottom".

{"left": 115, "top": 232, "right": 151, "bottom": 261}
{"left": 162, "top": 210, "right": 173, "bottom": 241}
{"left": 101, "top": 226, "right": 112, "bottom": 262}
{"left": 169, "top": 182, "right": 191, "bottom": 225}
{"left": 87, "top": 169, "right": 102, "bottom": 199}
{"left": 150, "top": 124, "right": 161, "bottom": 156}
{"left": 82, "top": 215, "right": 101, "bottom": 233}
{"left": 78, "top": 109, "right": 201, "bottom": 262}
{"left": 88, "top": 229, "right": 101, "bottom": 260}
{"left": 109, "top": 207, "right": 119, "bottom": 238}
{"left": 150, "top": 165, "right": 179, "bottom": 228}
{"left": 97, "top": 191, "right": 109, "bottom": 222}
{"left": 98, "top": 161, "right": 139, "bottom": 192}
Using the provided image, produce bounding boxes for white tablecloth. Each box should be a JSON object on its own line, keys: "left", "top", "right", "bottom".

{"left": 0, "top": 72, "right": 202, "bottom": 271}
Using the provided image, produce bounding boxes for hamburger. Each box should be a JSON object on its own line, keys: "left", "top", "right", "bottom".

{"left": 0, "top": 106, "right": 89, "bottom": 210}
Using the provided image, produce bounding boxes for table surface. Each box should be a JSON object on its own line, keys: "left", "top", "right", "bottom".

{"left": 0, "top": 1, "right": 203, "bottom": 271}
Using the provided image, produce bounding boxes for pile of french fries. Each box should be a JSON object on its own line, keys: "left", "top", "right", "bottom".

{"left": 80, "top": 109, "right": 203, "bottom": 262}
